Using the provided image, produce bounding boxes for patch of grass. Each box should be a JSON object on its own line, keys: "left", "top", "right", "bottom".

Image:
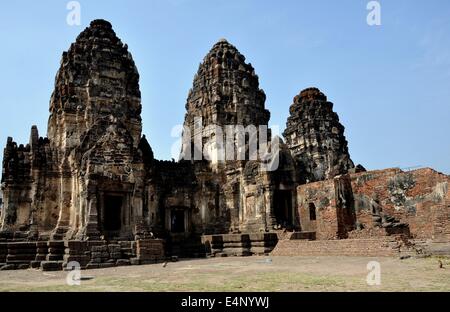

{"left": 0, "top": 271, "right": 349, "bottom": 292}
{"left": 1, "top": 256, "right": 449, "bottom": 292}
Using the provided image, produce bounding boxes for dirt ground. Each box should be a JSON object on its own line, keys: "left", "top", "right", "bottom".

{"left": 0, "top": 256, "right": 449, "bottom": 292}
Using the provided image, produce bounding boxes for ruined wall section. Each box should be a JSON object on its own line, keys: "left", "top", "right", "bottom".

{"left": 1, "top": 138, "right": 33, "bottom": 232}
{"left": 1, "top": 126, "right": 60, "bottom": 235}
{"left": 351, "top": 168, "right": 449, "bottom": 240}
{"left": 297, "top": 179, "right": 338, "bottom": 239}
{"left": 296, "top": 168, "right": 450, "bottom": 241}
{"left": 297, "top": 174, "right": 356, "bottom": 240}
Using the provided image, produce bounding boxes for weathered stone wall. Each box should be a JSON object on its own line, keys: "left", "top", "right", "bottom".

{"left": 0, "top": 238, "right": 166, "bottom": 271}
{"left": 133, "top": 239, "right": 165, "bottom": 265}
{"left": 1, "top": 132, "right": 60, "bottom": 234}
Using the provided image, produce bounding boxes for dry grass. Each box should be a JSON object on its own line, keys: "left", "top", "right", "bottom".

{"left": 1, "top": 256, "right": 449, "bottom": 292}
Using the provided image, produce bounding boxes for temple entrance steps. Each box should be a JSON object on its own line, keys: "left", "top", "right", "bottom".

{"left": 290, "top": 231, "right": 316, "bottom": 240}
{"left": 5, "top": 242, "right": 37, "bottom": 269}
{"left": 201, "top": 233, "right": 278, "bottom": 257}
{"left": 273, "top": 230, "right": 316, "bottom": 241}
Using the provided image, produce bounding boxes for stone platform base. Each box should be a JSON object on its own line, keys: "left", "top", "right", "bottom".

{"left": 202, "top": 233, "right": 278, "bottom": 257}
{"left": 0, "top": 238, "right": 165, "bottom": 271}
{"left": 271, "top": 238, "right": 409, "bottom": 257}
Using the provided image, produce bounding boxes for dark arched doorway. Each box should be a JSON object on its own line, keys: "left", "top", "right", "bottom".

{"left": 104, "top": 195, "right": 122, "bottom": 231}
{"left": 273, "top": 189, "right": 293, "bottom": 227}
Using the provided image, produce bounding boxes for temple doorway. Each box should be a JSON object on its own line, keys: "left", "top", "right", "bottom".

{"left": 104, "top": 195, "right": 122, "bottom": 232}
{"left": 274, "top": 190, "right": 293, "bottom": 227}
{"left": 171, "top": 209, "right": 186, "bottom": 233}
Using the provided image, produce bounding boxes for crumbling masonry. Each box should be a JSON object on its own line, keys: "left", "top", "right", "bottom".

{"left": 1, "top": 20, "right": 449, "bottom": 270}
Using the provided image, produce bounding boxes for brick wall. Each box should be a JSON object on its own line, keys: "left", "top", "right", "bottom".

{"left": 351, "top": 168, "right": 449, "bottom": 240}
{"left": 297, "top": 179, "right": 338, "bottom": 240}
{"left": 271, "top": 239, "right": 400, "bottom": 257}
{"left": 297, "top": 175, "right": 357, "bottom": 239}
{"left": 295, "top": 168, "right": 450, "bottom": 242}
{"left": 434, "top": 185, "right": 450, "bottom": 242}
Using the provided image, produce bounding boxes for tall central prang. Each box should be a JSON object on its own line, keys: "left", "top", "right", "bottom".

{"left": 183, "top": 38, "right": 269, "bottom": 131}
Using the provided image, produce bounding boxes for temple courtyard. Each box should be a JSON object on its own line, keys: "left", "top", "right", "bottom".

{"left": 0, "top": 256, "right": 449, "bottom": 292}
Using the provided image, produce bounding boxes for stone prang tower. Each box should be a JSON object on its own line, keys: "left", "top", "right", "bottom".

{"left": 184, "top": 38, "right": 269, "bottom": 129}
{"left": 283, "top": 88, "right": 355, "bottom": 183}
{"left": 181, "top": 39, "right": 270, "bottom": 165}
{"left": 1, "top": 20, "right": 152, "bottom": 242}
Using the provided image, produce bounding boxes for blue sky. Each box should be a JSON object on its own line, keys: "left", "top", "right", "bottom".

{"left": 0, "top": 0, "right": 449, "bottom": 174}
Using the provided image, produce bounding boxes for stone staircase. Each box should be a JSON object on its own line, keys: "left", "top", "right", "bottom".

{"left": 202, "top": 233, "right": 278, "bottom": 257}
{"left": 273, "top": 230, "right": 316, "bottom": 241}
{"left": 5, "top": 242, "right": 37, "bottom": 269}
